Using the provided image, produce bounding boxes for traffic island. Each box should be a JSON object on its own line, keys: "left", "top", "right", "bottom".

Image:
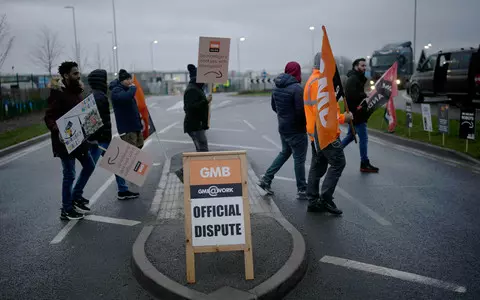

{"left": 132, "top": 152, "right": 307, "bottom": 300}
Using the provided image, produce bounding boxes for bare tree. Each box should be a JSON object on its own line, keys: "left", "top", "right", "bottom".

{"left": 70, "top": 43, "right": 91, "bottom": 72}
{"left": 31, "top": 26, "right": 63, "bottom": 76}
{"left": 0, "top": 14, "right": 15, "bottom": 70}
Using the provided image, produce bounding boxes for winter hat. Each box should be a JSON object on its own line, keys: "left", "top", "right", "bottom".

{"left": 313, "top": 52, "right": 321, "bottom": 70}
{"left": 187, "top": 64, "right": 197, "bottom": 82}
{"left": 118, "top": 69, "right": 132, "bottom": 82}
{"left": 285, "top": 61, "right": 302, "bottom": 83}
{"left": 88, "top": 69, "right": 108, "bottom": 94}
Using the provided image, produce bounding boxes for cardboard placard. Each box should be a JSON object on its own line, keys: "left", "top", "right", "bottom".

{"left": 56, "top": 93, "right": 103, "bottom": 153}
{"left": 183, "top": 151, "right": 253, "bottom": 284}
{"left": 197, "top": 37, "right": 231, "bottom": 84}
{"left": 421, "top": 103, "right": 433, "bottom": 132}
{"left": 459, "top": 109, "right": 476, "bottom": 140}
{"left": 438, "top": 104, "right": 449, "bottom": 134}
{"left": 99, "top": 137, "right": 153, "bottom": 186}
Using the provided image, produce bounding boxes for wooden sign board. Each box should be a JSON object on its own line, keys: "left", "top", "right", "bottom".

{"left": 183, "top": 150, "right": 254, "bottom": 284}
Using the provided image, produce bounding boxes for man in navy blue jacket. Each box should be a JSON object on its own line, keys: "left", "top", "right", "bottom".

{"left": 258, "top": 62, "right": 308, "bottom": 200}
{"left": 109, "top": 69, "right": 144, "bottom": 149}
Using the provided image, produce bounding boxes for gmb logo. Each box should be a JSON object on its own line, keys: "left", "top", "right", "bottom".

{"left": 198, "top": 186, "right": 234, "bottom": 197}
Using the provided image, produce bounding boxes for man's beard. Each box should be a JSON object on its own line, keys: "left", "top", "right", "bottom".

{"left": 67, "top": 79, "right": 83, "bottom": 94}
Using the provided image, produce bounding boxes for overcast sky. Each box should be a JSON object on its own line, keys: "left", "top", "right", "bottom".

{"left": 1, "top": 0, "right": 479, "bottom": 75}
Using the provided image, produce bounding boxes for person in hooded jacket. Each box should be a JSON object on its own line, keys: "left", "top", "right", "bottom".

{"left": 183, "top": 64, "right": 212, "bottom": 152}
{"left": 44, "top": 61, "right": 95, "bottom": 220}
{"left": 257, "top": 62, "right": 308, "bottom": 200}
{"left": 341, "top": 58, "right": 379, "bottom": 173}
{"left": 109, "top": 69, "right": 144, "bottom": 149}
{"left": 87, "top": 69, "right": 139, "bottom": 200}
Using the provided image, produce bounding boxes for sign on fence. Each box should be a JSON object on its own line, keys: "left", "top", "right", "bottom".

{"left": 406, "top": 102, "right": 413, "bottom": 128}
{"left": 421, "top": 104, "right": 433, "bottom": 132}
{"left": 56, "top": 94, "right": 103, "bottom": 154}
{"left": 99, "top": 137, "right": 153, "bottom": 186}
{"left": 183, "top": 151, "right": 254, "bottom": 284}
{"left": 438, "top": 104, "right": 449, "bottom": 134}
{"left": 459, "top": 109, "right": 476, "bottom": 140}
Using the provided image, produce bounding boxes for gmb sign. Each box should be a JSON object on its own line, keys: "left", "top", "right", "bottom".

{"left": 183, "top": 151, "right": 254, "bottom": 283}
{"left": 197, "top": 36, "right": 231, "bottom": 84}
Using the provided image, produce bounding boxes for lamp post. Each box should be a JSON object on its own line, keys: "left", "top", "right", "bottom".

{"left": 108, "top": 31, "right": 116, "bottom": 74}
{"left": 64, "top": 6, "right": 79, "bottom": 67}
{"left": 413, "top": 0, "right": 417, "bottom": 62}
{"left": 150, "top": 40, "right": 158, "bottom": 72}
{"left": 112, "top": 0, "right": 120, "bottom": 71}
{"left": 237, "top": 37, "right": 246, "bottom": 73}
{"left": 309, "top": 26, "right": 315, "bottom": 59}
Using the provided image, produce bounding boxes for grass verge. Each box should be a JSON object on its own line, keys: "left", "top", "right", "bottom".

{"left": 339, "top": 101, "right": 480, "bottom": 159}
{"left": 0, "top": 123, "right": 49, "bottom": 150}
{"left": 234, "top": 90, "right": 272, "bottom": 97}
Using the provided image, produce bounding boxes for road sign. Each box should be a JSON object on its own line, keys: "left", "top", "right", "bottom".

{"left": 405, "top": 102, "right": 413, "bottom": 128}
{"left": 183, "top": 151, "right": 253, "bottom": 283}
{"left": 421, "top": 104, "right": 433, "bottom": 132}
{"left": 438, "top": 104, "right": 449, "bottom": 134}
{"left": 459, "top": 109, "right": 476, "bottom": 140}
{"left": 197, "top": 36, "right": 231, "bottom": 84}
{"left": 99, "top": 137, "right": 153, "bottom": 186}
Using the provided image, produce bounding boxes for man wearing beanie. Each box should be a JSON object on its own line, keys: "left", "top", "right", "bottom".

{"left": 87, "top": 69, "right": 139, "bottom": 200}
{"left": 109, "top": 69, "right": 144, "bottom": 198}
{"left": 257, "top": 61, "right": 308, "bottom": 201}
{"left": 184, "top": 64, "right": 212, "bottom": 152}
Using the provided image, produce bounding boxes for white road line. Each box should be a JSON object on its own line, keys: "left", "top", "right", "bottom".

{"left": 320, "top": 255, "right": 466, "bottom": 294}
{"left": 148, "top": 103, "right": 157, "bottom": 108}
{"left": 84, "top": 215, "right": 141, "bottom": 226}
{"left": 153, "top": 163, "right": 162, "bottom": 166}
{"left": 336, "top": 187, "right": 392, "bottom": 226}
{"left": 166, "top": 101, "right": 183, "bottom": 111}
{"left": 272, "top": 175, "right": 391, "bottom": 225}
{"left": 243, "top": 120, "right": 257, "bottom": 131}
{"left": 150, "top": 158, "right": 171, "bottom": 215}
{"left": 158, "top": 139, "right": 276, "bottom": 152}
{"left": 50, "top": 220, "right": 78, "bottom": 244}
{"left": 0, "top": 140, "right": 50, "bottom": 167}
{"left": 262, "top": 135, "right": 281, "bottom": 149}
{"left": 173, "top": 126, "right": 245, "bottom": 133}
{"left": 211, "top": 100, "right": 232, "bottom": 109}
{"left": 158, "top": 121, "right": 179, "bottom": 134}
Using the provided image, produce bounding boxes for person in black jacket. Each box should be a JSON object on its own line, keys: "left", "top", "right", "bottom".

{"left": 87, "top": 69, "right": 139, "bottom": 200}
{"left": 341, "top": 58, "right": 379, "bottom": 173}
{"left": 183, "top": 64, "right": 212, "bottom": 152}
{"left": 44, "top": 61, "right": 95, "bottom": 220}
{"left": 258, "top": 62, "right": 308, "bottom": 200}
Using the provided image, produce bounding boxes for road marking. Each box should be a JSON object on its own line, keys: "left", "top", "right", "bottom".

{"left": 0, "top": 140, "right": 50, "bottom": 167}
{"left": 158, "top": 121, "right": 179, "bottom": 134}
{"left": 158, "top": 139, "right": 276, "bottom": 151}
{"left": 50, "top": 220, "right": 79, "bottom": 244}
{"left": 243, "top": 120, "right": 257, "bottom": 131}
{"left": 166, "top": 101, "right": 183, "bottom": 111}
{"left": 148, "top": 103, "right": 157, "bottom": 108}
{"left": 150, "top": 158, "right": 171, "bottom": 215}
{"left": 320, "top": 255, "right": 466, "bottom": 294}
{"left": 272, "top": 175, "right": 391, "bottom": 226}
{"left": 153, "top": 163, "right": 162, "bottom": 166}
{"left": 336, "top": 187, "right": 392, "bottom": 226}
{"left": 84, "top": 215, "right": 141, "bottom": 226}
{"left": 173, "top": 126, "right": 245, "bottom": 133}
{"left": 262, "top": 135, "right": 281, "bottom": 149}
{"left": 211, "top": 100, "right": 232, "bottom": 109}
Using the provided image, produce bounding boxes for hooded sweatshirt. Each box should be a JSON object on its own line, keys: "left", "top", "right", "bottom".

{"left": 88, "top": 69, "right": 112, "bottom": 143}
{"left": 345, "top": 69, "right": 368, "bottom": 124}
{"left": 109, "top": 79, "right": 142, "bottom": 134}
{"left": 271, "top": 65, "right": 306, "bottom": 135}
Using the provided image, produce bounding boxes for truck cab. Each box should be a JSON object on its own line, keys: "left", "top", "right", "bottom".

{"left": 409, "top": 47, "right": 480, "bottom": 107}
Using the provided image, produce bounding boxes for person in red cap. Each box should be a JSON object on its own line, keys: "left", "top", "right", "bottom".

{"left": 258, "top": 62, "right": 308, "bottom": 200}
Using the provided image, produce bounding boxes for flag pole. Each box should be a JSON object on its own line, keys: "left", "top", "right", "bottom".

{"left": 342, "top": 97, "right": 357, "bottom": 144}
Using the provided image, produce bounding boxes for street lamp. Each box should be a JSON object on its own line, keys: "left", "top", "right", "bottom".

{"left": 112, "top": 0, "right": 120, "bottom": 71}
{"left": 150, "top": 40, "right": 158, "bottom": 72}
{"left": 237, "top": 37, "right": 246, "bottom": 73}
{"left": 108, "top": 31, "right": 116, "bottom": 73}
{"left": 309, "top": 26, "right": 315, "bottom": 59}
{"left": 64, "top": 6, "right": 79, "bottom": 67}
{"left": 428, "top": 43, "right": 432, "bottom": 47}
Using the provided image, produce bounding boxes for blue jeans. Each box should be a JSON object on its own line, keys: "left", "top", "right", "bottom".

{"left": 263, "top": 133, "right": 308, "bottom": 192}
{"left": 307, "top": 139, "right": 346, "bottom": 202}
{"left": 89, "top": 142, "right": 129, "bottom": 193}
{"left": 341, "top": 122, "right": 369, "bottom": 162}
{"left": 60, "top": 152, "right": 95, "bottom": 212}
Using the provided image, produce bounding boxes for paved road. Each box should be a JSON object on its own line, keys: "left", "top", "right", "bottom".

{"left": 1, "top": 93, "right": 479, "bottom": 299}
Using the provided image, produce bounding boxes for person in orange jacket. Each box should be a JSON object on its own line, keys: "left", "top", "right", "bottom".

{"left": 304, "top": 52, "right": 353, "bottom": 214}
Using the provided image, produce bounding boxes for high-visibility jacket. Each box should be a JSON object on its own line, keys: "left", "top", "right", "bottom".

{"left": 303, "top": 70, "right": 346, "bottom": 142}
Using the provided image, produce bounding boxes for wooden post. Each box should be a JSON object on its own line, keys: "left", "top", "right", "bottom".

{"left": 408, "top": 127, "right": 411, "bottom": 137}
{"left": 428, "top": 131, "right": 431, "bottom": 142}
{"left": 239, "top": 154, "right": 254, "bottom": 280}
{"left": 442, "top": 133, "right": 445, "bottom": 146}
{"left": 466, "top": 140, "right": 469, "bottom": 153}
{"left": 183, "top": 156, "right": 196, "bottom": 284}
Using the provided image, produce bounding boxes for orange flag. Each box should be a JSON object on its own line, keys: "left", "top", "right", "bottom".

{"left": 314, "top": 26, "right": 341, "bottom": 150}
{"left": 133, "top": 75, "right": 150, "bottom": 139}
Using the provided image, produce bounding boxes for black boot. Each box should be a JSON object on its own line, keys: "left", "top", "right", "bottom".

{"left": 360, "top": 160, "right": 379, "bottom": 173}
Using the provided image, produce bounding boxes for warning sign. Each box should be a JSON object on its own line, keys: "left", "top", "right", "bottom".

{"left": 197, "top": 36, "right": 231, "bottom": 84}
{"left": 183, "top": 151, "right": 254, "bottom": 283}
